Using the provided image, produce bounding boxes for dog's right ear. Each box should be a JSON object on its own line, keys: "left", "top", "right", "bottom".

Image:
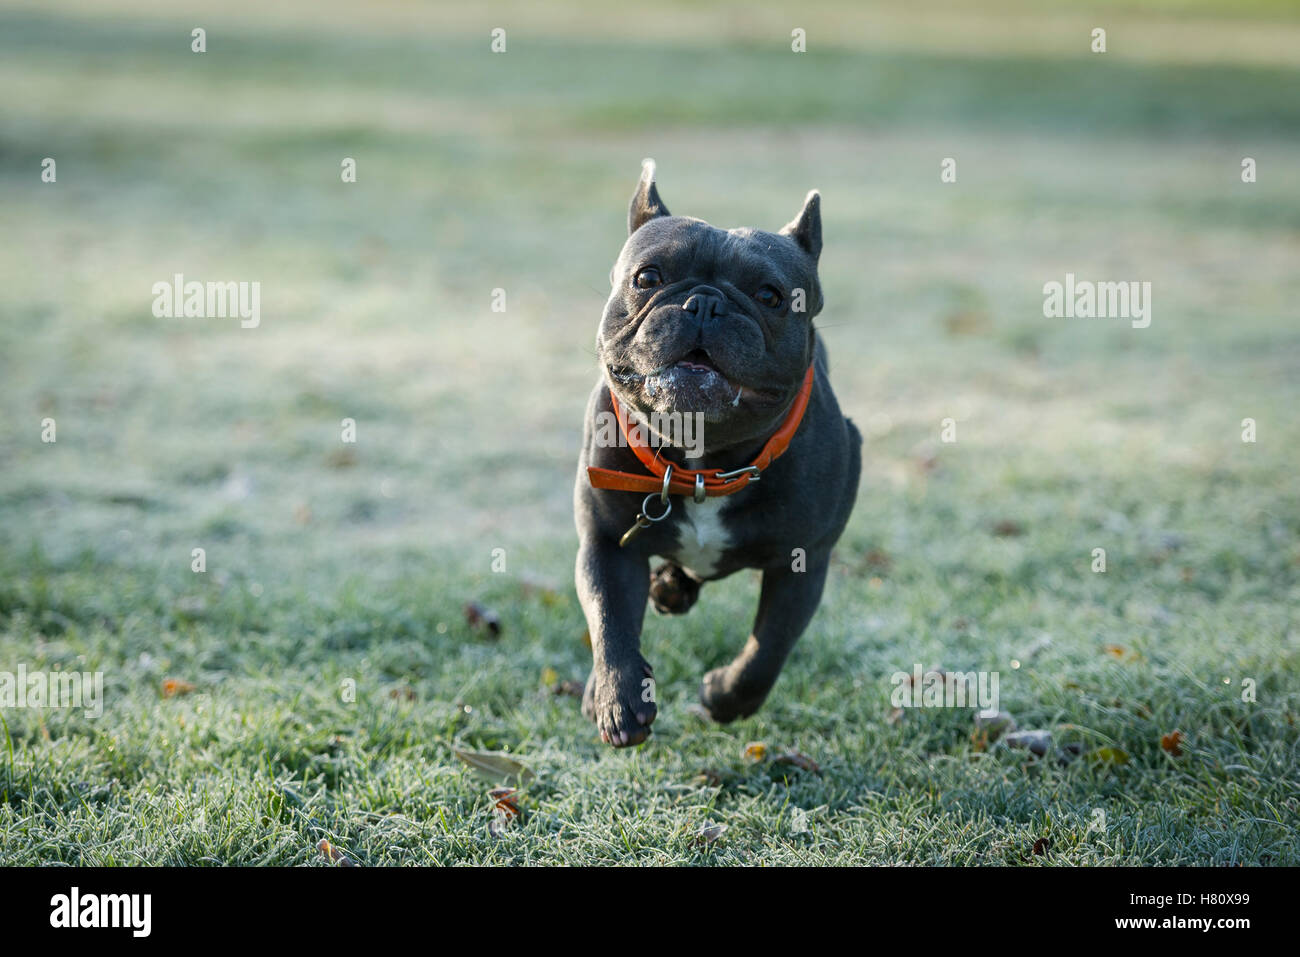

{"left": 628, "top": 158, "right": 671, "bottom": 235}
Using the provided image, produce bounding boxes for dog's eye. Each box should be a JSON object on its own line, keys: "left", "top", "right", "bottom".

{"left": 755, "top": 285, "right": 783, "bottom": 309}
{"left": 633, "top": 267, "right": 663, "bottom": 289}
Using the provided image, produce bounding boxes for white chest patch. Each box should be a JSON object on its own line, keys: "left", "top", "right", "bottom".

{"left": 672, "top": 496, "right": 732, "bottom": 579}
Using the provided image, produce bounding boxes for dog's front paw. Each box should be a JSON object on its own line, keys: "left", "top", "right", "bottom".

{"left": 699, "top": 665, "right": 767, "bottom": 724}
{"left": 582, "top": 659, "right": 657, "bottom": 747}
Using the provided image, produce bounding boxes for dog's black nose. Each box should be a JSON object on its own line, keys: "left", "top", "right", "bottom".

{"left": 683, "top": 287, "right": 727, "bottom": 320}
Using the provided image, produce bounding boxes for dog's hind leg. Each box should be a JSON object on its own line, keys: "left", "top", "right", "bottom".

{"left": 698, "top": 557, "right": 828, "bottom": 722}
{"left": 648, "top": 561, "right": 702, "bottom": 615}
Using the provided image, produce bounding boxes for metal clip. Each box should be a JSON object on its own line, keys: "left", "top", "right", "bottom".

{"left": 714, "top": 465, "right": 761, "bottom": 483}
{"left": 618, "top": 492, "right": 673, "bottom": 547}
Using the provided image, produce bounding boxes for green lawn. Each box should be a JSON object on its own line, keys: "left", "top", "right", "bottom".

{"left": 0, "top": 0, "right": 1297, "bottom": 864}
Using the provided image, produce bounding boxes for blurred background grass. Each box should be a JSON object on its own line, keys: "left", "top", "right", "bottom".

{"left": 0, "top": 0, "right": 1297, "bottom": 864}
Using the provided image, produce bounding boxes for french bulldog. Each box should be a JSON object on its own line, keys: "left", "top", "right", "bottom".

{"left": 574, "top": 160, "right": 861, "bottom": 747}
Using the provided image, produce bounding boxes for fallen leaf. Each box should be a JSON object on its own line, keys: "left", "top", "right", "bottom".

{"left": 162, "top": 678, "right": 195, "bottom": 698}
{"left": 463, "top": 602, "right": 501, "bottom": 637}
{"left": 975, "top": 710, "right": 1018, "bottom": 742}
{"left": 580, "top": 628, "right": 591, "bottom": 649}
{"left": 694, "top": 822, "right": 727, "bottom": 846}
{"left": 317, "top": 838, "right": 354, "bottom": 867}
{"left": 489, "top": 786, "right": 520, "bottom": 818}
{"left": 389, "top": 685, "right": 415, "bottom": 701}
{"left": 540, "top": 667, "right": 584, "bottom": 698}
{"left": 911, "top": 441, "right": 940, "bottom": 473}
{"left": 743, "top": 742, "right": 767, "bottom": 761}
{"left": 772, "top": 750, "right": 821, "bottom": 775}
{"left": 943, "top": 309, "right": 992, "bottom": 337}
{"left": 1032, "top": 836, "right": 1052, "bottom": 856}
{"left": 1003, "top": 729, "right": 1052, "bottom": 757}
{"left": 453, "top": 748, "right": 535, "bottom": 786}
{"left": 518, "top": 577, "right": 565, "bottom": 607}
{"left": 1160, "top": 730, "right": 1185, "bottom": 757}
{"left": 902, "top": 667, "right": 950, "bottom": 686}
{"left": 551, "top": 679, "right": 584, "bottom": 698}
{"left": 992, "top": 519, "right": 1024, "bottom": 537}
{"left": 1088, "top": 746, "right": 1131, "bottom": 766}
{"left": 693, "top": 769, "right": 723, "bottom": 787}
{"left": 325, "top": 447, "right": 357, "bottom": 469}
{"left": 862, "top": 547, "right": 892, "bottom": 572}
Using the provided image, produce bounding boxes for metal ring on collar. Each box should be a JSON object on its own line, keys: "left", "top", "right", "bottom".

{"left": 641, "top": 492, "right": 672, "bottom": 523}
{"left": 694, "top": 473, "right": 706, "bottom": 503}
{"left": 660, "top": 464, "right": 673, "bottom": 504}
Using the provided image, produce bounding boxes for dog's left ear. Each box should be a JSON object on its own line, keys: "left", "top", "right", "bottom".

{"left": 780, "top": 189, "right": 822, "bottom": 261}
{"left": 628, "top": 158, "right": 671, "bottom": 235}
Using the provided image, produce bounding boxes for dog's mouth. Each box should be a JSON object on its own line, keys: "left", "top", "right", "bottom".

{"left": 607, "top": 349, "right": 795, "bottom": 416}
{"left": 609, "top": 348, "right": 725, "bottom": 383}
{"left": 607, "top": 349, "right": 741, "bottom": 413}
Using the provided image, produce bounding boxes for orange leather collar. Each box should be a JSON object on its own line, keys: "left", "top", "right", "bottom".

{"left": 587, "top": 364, "right": 815, "bottom": 499}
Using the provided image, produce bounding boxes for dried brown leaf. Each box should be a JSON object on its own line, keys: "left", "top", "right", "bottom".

{"left": 162, "top": 678, "right": 195, "bottom": 698}
{"left": 317, "top": 839, "right": 355, "bottom": 867}
{"left": 772, "top": 750, "right": 821, "bottom": 775}
{"left": 464, "top": 602, "right": 501, "bottom": 637}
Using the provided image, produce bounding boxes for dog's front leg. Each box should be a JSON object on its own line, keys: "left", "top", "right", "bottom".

{"left": 700, "top": 557, "right": 830, "bottom": 723}
{"left": 576, "top": 537, "right": 656, "bottom": 746}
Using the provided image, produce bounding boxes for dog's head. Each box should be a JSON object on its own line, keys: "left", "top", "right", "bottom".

{"left": 597, "top": 160, "right": 823, "bottom": 453}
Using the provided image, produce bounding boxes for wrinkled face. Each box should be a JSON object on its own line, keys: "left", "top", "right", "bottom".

{"left": 597, "top": 171, "right": 823, "bottom": 452}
